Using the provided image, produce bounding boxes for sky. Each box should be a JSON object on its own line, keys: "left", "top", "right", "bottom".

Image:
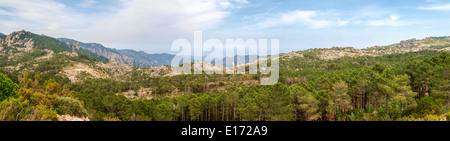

{"left": 1, "top": 0, "right": 450, "bottom": 55}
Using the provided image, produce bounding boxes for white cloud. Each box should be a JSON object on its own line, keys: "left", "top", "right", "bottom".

{"left": 390, "top": 14, "right": 399, "bottom": 20}
{"left": 0, "top": 0, "right": 249, "bottom": 50}
{"left": 0, "top": 0, "right": 76, "bottom": 32}
{"left": 85, "top": 0, "right": 238, "bottom": 44}
{"left": 0, "top": 20, "right": 33, "bottom": 32}
{"left": 220, "top": 1, "right": 232, "bottom": 8}
{"left": 234, "top": 0, "right": 248, "bottom": 3}
{"left": 79, "top": 0, "right": 97, "bottom": 8}
{"left": 349, "top": 7, "right": 412, "bottom": 27}
{"left": 255, "top": 10, "right": 349, "bottom": 29}
{"left": 365, "top": 14, "right": 411, "bottom": 26}
{"left": 418, "top": 4, "right": 450, "bottom": 11}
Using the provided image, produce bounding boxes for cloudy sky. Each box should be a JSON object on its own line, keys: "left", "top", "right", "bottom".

{"left": 1, "top": 0, "right": 450, "bottom": 54}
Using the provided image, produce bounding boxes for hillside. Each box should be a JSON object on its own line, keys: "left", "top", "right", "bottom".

{"left": 281, "top": 37, "right": 450, "bottom": 61}
{"left": 57, "top": 38, "right": 174, "bottom": 68}
{"left": 0, "top": 30, "right": 135, "bottom": 83}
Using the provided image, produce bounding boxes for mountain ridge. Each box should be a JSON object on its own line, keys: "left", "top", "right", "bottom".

{"left": 57, "top": 38, "right": 174, "bottom": 68}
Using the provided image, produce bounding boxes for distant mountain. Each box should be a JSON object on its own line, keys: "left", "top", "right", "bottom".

{"left": 57, "top": 38, "right": 174, "bottom": 68}
{"left": 215, "top": 55, "right": 266, "bottom": 67}
{"left": 0, "top": 33, "right": 4, "bottom": 36}
{"left": 115, "top": 49, "right": 174, "bottom": 67}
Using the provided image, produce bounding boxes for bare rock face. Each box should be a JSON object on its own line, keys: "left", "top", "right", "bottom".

{"left": 60, "top": 63, "right": 108, "bottom": 83}
{"left": 121, "top": 89, "right": 137, "bottom": 99}
{"left": 35, "top": 49, "right": 54, "bottom": 61}
{"left": 97, "top": 60, "right": 133, "bottom": 78}
{"left": 145, "top": 65, "right": 171, "bottom": 77}
{"left": 398, "top": 38, "right": 417, "bottom": 48}
{"left": 284, "top": 52, "right": 304, "bottom": 59}
{"left": 57, "top": 115, "right": 90, "bottom": 121}
{"left": 294, "top": 37, "right": 449, "bottom": 61}
{"left": 119, "top": 87, "right": 153, "bottom": 99}
{"left": 0, "top": 31, "right": 34, "bottom": 52}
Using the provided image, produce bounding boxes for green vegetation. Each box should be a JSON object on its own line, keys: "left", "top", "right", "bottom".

{"left": 0, "top": 71, "right": 87, "bottom": 121}
{"left": 57, "top": 50, "right": 450, "bottom": 121}
{"left": 0, "top": 73, "right": 19, "bottom": 101}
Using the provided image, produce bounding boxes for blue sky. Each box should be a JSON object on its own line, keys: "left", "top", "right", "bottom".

{"left": 1, "top": 0, "right": 450, "bottom": 54}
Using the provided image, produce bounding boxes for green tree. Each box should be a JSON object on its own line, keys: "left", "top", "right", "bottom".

{"left": 377, "top": 69, "right": 396, "bottom": 117}
{"left": 315, "top": 90, "right": 330, "bottom": 121}
{"left": 330, "top": 80, "right": 351, "bottom": 121}
{"left": 289, "top": 84, "right": 320, "bottom": 121}
{"left": 433, "top": 68, "right": 450, "bottom": 107}
{"left": 0, "top": 73, "right": 19, "bottom": 101}
{"left": 391, "top": 74, "right": 417, "bottom": 117}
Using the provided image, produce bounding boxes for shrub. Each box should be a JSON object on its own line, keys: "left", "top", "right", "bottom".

{"left": 51, "top": 96, "right": 89, "bottom": 117}
{"left": 0, "top": 73, "right": 19, "bottom": 101}
{"left": 0, "top": 98, "right": 58, "bottom": 121}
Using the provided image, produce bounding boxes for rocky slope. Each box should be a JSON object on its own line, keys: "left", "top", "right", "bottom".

{"left": 281, "top": 37, "right": 450, "bottom": 61}
{"left": 0, "top": 30, "right": 177, "bottom": 84}
{"left": 0, "top": 31, "right": 128, "bottom": 82}
{"left": 57, "top": 38, "right": 174, "bottom": 68}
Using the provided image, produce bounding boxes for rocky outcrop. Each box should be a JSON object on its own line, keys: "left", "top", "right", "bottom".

{"left": 97, "top": 60, "right": 133, "bottom": 78}
{"left": 60, "top": 63, "right": 107, "bottom": 83}
{"left": 281, "top": 37, "right": 450, "bottom": 61}
{"left": 398, "top": 38, "right": 417, "bottom": 48}
{"left": 284, "top": 52, "right": 304, "bottom": 59}
{"left": 119, "top": 87, "right": 153, "bottom": 99}
{"left": 0, "top": 31, "right": 34, "bottom": 53}
{"left": 145, "top": 65, "right": 171, "bottom": 77}
{"left": 35, "top": 49, "right": 54, "bottom": 61}
{"left": 57, "top": 115, "right": 90, "bottom": 121}
{"left": 318, "top": 48, "right": 378, "bottom": 60}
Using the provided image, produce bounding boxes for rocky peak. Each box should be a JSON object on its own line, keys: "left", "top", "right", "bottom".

{"left": 0, "top": 30, "right": 34, "bottom": 52}
{"left": 284, "top": 37, "right": 450, "bottom": 61}
{"left": 398, "top": 38, "right": 417, "bottom": 47}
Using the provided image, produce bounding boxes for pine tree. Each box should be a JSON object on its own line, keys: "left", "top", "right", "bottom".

{"left": 289, "top": 84, "right": 320, "bottom": 121}
{"left": 391, "top": 74, "right": 417, "bottom": 117}
{"left": 330, "top": 80, "right": 351, "bottom": 121}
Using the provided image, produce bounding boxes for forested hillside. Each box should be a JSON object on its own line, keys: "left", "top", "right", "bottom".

{"left": 0, "top": 30, "right": 449, "bottom": 121}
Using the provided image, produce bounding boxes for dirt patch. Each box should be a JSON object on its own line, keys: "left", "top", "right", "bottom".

{"left": 61, "top": 63, "right": 107, "bottom": 83}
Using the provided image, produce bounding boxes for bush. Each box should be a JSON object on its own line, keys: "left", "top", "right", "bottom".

{"left": 0, "top": 73, "right": 19, "bottom": 101}
{"left": 51, "top": 96, "right": 89, "bottom": 117}
{"left": 0, "top": 98, "right": 58, "bottom": 121}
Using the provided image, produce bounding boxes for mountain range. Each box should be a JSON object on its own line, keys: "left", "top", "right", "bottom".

{"left": 2, "top": 30, "right": 449, "bottom": 80}
{"left": 57, "top": 38, "right": 174, "bottom": 68}
{"left": 57, "top": 38, "right": 270, "bottom": 68}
